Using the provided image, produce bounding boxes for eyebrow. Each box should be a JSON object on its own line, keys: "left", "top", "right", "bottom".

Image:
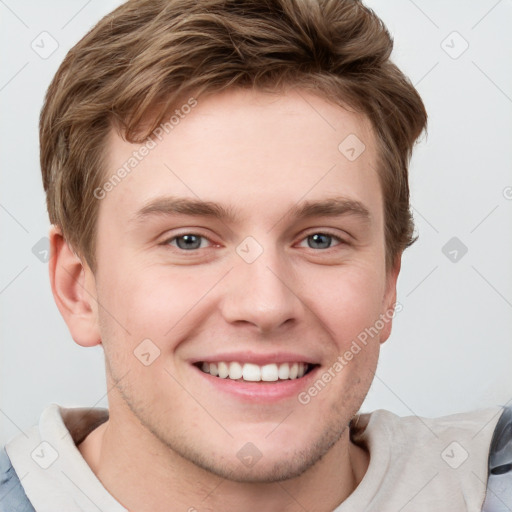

{"left": 133, "top": 195, "right": 371, "bottom": 225}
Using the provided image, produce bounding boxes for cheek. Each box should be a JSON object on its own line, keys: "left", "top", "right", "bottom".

{"left": 96, "top": 256, "right": 220, "bottom": 344}
{"left": 95, "top": 263, "right": 205, "bottom": 390}
{"left": 301, "top": 263, "right": 386, "bottom": 346}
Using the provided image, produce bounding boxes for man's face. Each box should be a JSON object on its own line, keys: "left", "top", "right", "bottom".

{"left": 87, "top": 89, "right": 398, "bottom": 481}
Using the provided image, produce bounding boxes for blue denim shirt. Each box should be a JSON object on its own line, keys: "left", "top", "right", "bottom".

{"left": 0, "top": 446, "right": 36, "bottom": 512}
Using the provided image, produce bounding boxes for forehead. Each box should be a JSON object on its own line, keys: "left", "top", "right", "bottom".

{"left": 99, "top": 88, "right": 382, "bottom": 228}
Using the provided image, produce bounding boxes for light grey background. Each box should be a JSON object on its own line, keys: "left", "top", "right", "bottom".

{"left": 1, "top": 0, "right": 511, "bottom": 446}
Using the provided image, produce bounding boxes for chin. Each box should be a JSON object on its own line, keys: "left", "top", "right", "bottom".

{"left": 171, "top": 423, "right": 348, "bottom": 484}
{"left": 185, "top": 450, "right": 321, "bottom": 484}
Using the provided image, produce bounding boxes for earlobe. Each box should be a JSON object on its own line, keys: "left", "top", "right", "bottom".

{"left": 379, "top": 254, "right": 402, "bottom": 344}
{"left": 48, "top": 225, "right": 101, "bottom": 347}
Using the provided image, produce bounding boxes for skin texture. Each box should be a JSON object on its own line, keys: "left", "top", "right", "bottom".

{"left": 50, "top": 88, "right": 401, "bottom": 512}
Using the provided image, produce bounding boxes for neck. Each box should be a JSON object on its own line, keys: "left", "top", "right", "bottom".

{"left": 78, "top": 408, "right": 369, "bottom": 512}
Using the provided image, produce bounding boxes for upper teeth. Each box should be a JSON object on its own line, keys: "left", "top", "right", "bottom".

{"left": 200, "top": 362, "right": 308, "bottom": 381}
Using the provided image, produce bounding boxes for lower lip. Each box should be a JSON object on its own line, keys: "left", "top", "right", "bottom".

{"left": 192, "top": 364, "right": 321, "bottom": 403}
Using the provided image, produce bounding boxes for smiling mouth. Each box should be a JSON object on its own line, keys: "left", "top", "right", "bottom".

{"left": 195, "top": 361, "right": 318, "bottom": 382}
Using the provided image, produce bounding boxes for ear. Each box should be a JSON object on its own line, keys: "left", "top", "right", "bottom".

{"left": 379, "top": 253, "right": 402, "bottom": 344}
{"left": 48, "top": 225, "right": 101, "bottom": 347}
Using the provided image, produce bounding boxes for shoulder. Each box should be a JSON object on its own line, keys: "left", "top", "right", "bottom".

{"left": 0, "top": 445, "right": 36, "bottom": 512}
{"left": 350, "top": 405, "right": 507, "bottom": 509}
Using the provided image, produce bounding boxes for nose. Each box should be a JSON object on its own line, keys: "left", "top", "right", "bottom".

{"left": 219, "top": 245, "right": 305, "bottom": 334}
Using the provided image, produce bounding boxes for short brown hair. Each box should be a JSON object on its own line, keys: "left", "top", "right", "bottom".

{"left": 40, "top": 0, "right": 427, "bottom": 272}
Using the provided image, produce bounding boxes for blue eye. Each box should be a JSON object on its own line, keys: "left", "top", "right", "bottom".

{"left": 169, "top": 234, "right": 208, "bottom": 250}
{"left": 301, "top": 233, "right": 341, "bottom": 249}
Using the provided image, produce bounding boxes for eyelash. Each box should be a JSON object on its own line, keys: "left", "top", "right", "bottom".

{"left": 162, "top": 231, "right": 347, "bottom": 252}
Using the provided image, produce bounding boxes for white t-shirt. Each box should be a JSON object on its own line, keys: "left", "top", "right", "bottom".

{"left": 5, "top": 403, "right": 503, "bottom": 511}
